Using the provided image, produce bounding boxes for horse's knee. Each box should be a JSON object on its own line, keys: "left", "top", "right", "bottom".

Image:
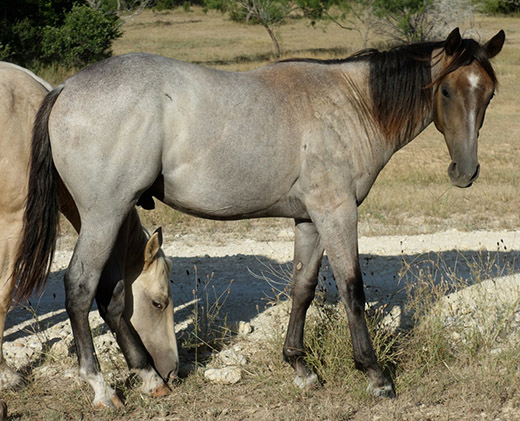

{"left": 64, "top": 275, "right": 94, "bottom": 318}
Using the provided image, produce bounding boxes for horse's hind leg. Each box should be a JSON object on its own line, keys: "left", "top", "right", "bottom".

{"left": 0, "top": 223, "right": 23, "bottom": 388}
{"left": 65, "top": 216, "right": 132, "bottom": 408}
{"left": 283, "top": 220, "right": 324, "bottom": 389}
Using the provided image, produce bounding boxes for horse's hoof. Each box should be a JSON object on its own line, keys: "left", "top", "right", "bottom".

{"left": 367, "top": 382, "right": 396, "bottom": 398}
{"left": 110, "top": 394, "right": 125, "bottom": 408}
{"left": 293, "top": 372, "right": 319, "bottom": 390}
{"left": 93, "top": 394, "right": 124, "bottom": 409}
{"left": 150, "top": 383, "right": 170, "bottom": 398}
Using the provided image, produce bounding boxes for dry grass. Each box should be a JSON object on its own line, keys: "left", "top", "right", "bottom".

{"left": 6, "top": 249, "right": 520, "bottom": 420}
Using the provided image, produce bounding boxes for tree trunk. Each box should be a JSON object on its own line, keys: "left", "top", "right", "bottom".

{"left": 265, "top": 25, "right": 281, "bottom": 58}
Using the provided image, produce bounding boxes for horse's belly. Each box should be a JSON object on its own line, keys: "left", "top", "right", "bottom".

{"left": 162, "top": 163, "right": 302, "bottom": 220}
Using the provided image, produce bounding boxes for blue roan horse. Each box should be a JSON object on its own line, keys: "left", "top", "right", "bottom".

{"left": 14, "top": 28, "right": 504, "bottom": 406}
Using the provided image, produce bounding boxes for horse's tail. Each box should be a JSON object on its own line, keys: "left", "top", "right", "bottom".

{"left": 13, "top": 86, "right": 64, "bottom": 302}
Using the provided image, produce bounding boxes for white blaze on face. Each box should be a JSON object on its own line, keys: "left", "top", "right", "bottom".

{"left": 468, "top": 72, "right": 481, "bottom": 90}
{"left": 467, "top": 72, "right": 481, "bottom": 141}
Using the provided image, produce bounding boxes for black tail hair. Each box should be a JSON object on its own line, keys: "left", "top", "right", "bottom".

{"left": 12, "top": 86, "right": 63, "bottom": 302}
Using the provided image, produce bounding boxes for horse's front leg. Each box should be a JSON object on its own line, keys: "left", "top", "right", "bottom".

{"left": 310, "top": 200, "right": 395, "bottom": 398}
{"left": 283, "top": 219, "right": 324, "bottom": 389}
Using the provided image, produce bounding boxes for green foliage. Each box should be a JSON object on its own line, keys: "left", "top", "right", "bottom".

{"left": 0, "top": 1, "right": 122, "bottom": 70}
{"left": 372, "top": 0, "right": 434, "bottom": 42}
{"left": 40, "top": 4, "right": 122, "bottom": 68}
{"left": 475, "top": 0, "right": 520, "bottom": 14}
{"left": 0, "top": 43, "right": 9, "bottom": 61}
{"left": 155, "top": 0, "right": 203, "bottom": 9}
{"left": 155, "top": 0, "right": 178, "bottom": 9}
{"left": 206, "top": 0, "right": 293, "bottom": 24}
{"left": 297, "top": 0, "right": 344, "bottom": 25}
{"left": 0, "top": 0, "right": 73, "bottom": 67}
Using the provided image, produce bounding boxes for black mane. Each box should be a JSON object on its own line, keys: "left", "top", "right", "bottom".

{"left": 279, "top": 38, "right": 497, "bottom": 142}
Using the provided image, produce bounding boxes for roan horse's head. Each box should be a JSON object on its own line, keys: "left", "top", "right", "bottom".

{"left": 432, "top": 28, "right": 505, "bottom": 188}
{"left": 125, "top": 228, "right": 178, "bottom": 383}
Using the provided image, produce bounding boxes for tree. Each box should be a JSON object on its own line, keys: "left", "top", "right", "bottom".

{"left": 475, "top": 0, "right": 520, "bottom": 14}
{"left": 372, "top": 0, "right": 476, "bottom": 43}
{"left": 206, "top": 0, "right": 296, "bottom": 57}
{"left": 299, "top": 0, "right": 378, "bottom": 48}
{"left": 299, "top": 0, "right": 476, "bottom": 47}
{"left": 0, "top": 0, "right": 73, "bottom": 67}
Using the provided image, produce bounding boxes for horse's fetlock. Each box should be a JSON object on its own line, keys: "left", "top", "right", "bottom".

{"left": 283, "top": 346, "right": 306, "bottom": 363}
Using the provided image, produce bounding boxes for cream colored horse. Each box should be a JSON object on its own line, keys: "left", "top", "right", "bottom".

{"left": 0, "top": 62, "right": 178, "bottom": 397}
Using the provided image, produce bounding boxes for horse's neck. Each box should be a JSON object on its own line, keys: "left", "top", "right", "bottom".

{"left": 392, "top": 109, "right": 434, "bottom": 153}
{"left": 388, "top": 50, "right": 446, "bottom": 153}
{"left": 124, "top": 210, "right": 147, "bottom": 270}
{"left": 339, "top": 47, "right": 438, "bottom": 157}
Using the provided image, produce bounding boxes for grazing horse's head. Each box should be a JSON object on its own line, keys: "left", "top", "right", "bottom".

{"left": 432, "top": 28, "right": 505, "bottom": 188}
{"left": 125, "top": 228, "right": 178, "bottom": 383}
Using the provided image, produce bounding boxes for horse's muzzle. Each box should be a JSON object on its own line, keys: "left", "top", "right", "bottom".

{"left": 448, "top": 162, "right": 480, "bottom": 188}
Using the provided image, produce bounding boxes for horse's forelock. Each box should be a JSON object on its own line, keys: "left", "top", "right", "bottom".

{"left": 432, "top": 38, "right": 498, "bottom": 87}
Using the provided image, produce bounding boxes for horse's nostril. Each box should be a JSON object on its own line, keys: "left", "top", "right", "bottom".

{"left": 166, "top": 369, "right": 179, "bottom": 384}
{"left": 448, "top": 162, "right": 457, "bottom": 178}
{"left": 471, "top": 164, "right": 480, "bottom": 181}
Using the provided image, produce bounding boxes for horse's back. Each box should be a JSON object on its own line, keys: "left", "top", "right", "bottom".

{"left": 0, "top": 64, "right": 48, "bottom": 214}
{"left": 50, "top": 54, "right": 314, "bottom": 219}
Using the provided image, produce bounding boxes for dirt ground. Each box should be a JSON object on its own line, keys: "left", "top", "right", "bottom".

{"left": 4, "top": 225, "right": 520, "bottom": 420}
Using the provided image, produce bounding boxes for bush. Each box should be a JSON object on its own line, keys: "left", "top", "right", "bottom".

{"left": 0, "top": 0, "right": 75, "bottom": 67}
{"left": 41, "top": 4, "right": 122, "bottom": 69}
{"left": 475, "top": 0, "right": 520, "bottom": 14}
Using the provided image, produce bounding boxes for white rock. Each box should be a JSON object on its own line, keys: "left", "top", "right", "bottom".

{"left": 238, "top": 321, "right": 252, "bottom": 336}
{"left": 204, "top": 366, "right": 242, "bottom": 385}
{"left": 50, "top": 339, "right": 72, "bottom": 357}
{"left": 218, "top": 348, "right": 247, "bottom": 366}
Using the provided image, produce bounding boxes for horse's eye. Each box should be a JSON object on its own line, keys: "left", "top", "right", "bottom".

{"left": 441, "top": 87, "right": 450, "bottom": 98}
{"left": 152, "top": 300, "right": 164, "bottom": 310}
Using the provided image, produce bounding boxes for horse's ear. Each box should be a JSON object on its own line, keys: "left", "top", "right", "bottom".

{"left": 444, "top": 28, "right": 462, "bottom": 56}
{"left": 484, "top": 30, "right": 505, "bottom": 59}
{"left": 144, "top": 227, "right": 163, "bottom": 265}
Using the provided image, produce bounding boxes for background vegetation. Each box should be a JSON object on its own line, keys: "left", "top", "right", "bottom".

{"left": 1, "top": 3, "right": 519, "bottom": 420}
{"left": 1, "top": 0, "right": 518, "bottom": 69}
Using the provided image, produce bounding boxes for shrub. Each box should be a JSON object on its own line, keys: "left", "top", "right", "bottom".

{"left": 475, "top": 0, "right": 520, "bottom": 14}
{"left": 41, "top": 4, "right": 122, "bottom": 69}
